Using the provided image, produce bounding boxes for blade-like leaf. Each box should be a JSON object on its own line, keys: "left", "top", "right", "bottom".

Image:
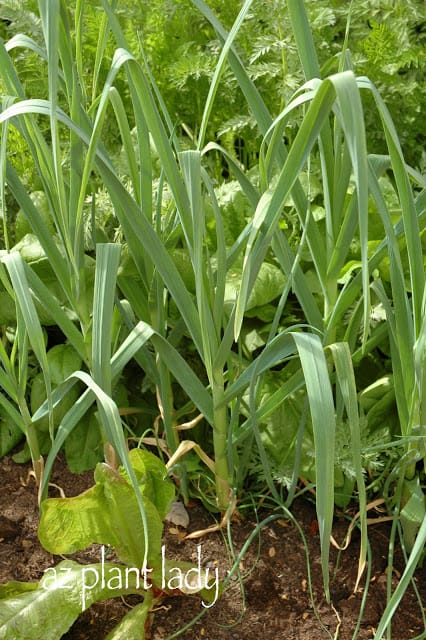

{"left": 328, "top": 342, "right": 367, "bottom": 588}
{"left": 292, "top": 332, "right": 335, "bottom": 601}
{"left": 373, "top": 514, "right": 426, "bottom": 640}
{"left": 92, "top": 244, "right": 121, "bottom": 394}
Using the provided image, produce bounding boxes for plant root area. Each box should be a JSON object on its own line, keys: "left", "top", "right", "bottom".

{"left": 0, "top": 455, "right": 425, "bottom": 640}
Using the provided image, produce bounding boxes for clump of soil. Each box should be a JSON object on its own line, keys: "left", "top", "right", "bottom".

{"left": 0, "top": 455, "right": 425, "bottom": 639}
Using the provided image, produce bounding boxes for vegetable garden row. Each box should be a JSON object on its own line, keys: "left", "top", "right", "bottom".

{"left": 0, "top": 1, "right": 425, "bottom": 638}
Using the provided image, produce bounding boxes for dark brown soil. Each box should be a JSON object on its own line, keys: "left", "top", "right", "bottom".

{"left": 0, "top": 454, "right": 425, "bottom": 640}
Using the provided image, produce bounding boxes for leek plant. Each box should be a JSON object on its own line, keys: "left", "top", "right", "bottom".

{"left": 0, "top": 0, "right": 424, "bottom": 624}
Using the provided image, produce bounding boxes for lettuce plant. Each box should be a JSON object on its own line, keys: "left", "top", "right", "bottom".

{"left": 0, "top": 448, "right": 218, "bottom": 639}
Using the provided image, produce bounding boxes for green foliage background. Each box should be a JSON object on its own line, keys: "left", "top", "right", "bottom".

{"left": 0, "top": 0, "right": 424, "bottom": 504}
{"left": 1, "top": 0, "right": 425, "bottom": 176}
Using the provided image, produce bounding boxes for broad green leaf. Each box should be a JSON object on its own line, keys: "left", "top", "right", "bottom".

{"left": 30, "top": 344, "right": 82, "bottom": 433}
{"left": 251, "top": 377, "right": 315, "bottom": 480}
{"left": 24, "top": 259, "right": 87, "bottom": 361}
{"left": 15, "top": 192, "right": 55, "bottom": 242}
{"left": 0, "top": 582, "right": 37, "bottom": 599}
{"left": 0, "top": 235, "right": 90, "bottom": 329}
{"left": 39, "top": 449, "right": 174, "bottom": 567}
{"left": 104, "top": 600, "right": 152, "bottom": 640}
{"left": 0, "top": 560, "right": 142, "bottom": 640}
{"left": 224, "top": 261, "right": 286, "bottom": 314}
{"left": 30, "top": 372, "right": 80, "bottom": 433}
{"left": 60, "top": 372, "right": 154, "bottom": 570}
{"left": 0, "top": 292, "right": 18, "bottom": 325}
{"left": 122, "top": 449, "right": 175, "bottom": 522}
{"left": 64, "top": 410, "right": 103, "bottom": 473}
{"left": 0, "top": 413, "right": 23, "bottom": 457}
{"left": 46, "top": 345, "right": 82, "bottom": 385}
{"left": 4, "top": 163, "right": 72, "bottom": 302}
{"left": 170, "top": 248, "right": 196, "bottom": 294}
{"left": 271, "top": 230, "right": 324, "bottom": 331}
{"left": 7, "top": 234, "right": 46, "bottom": 264}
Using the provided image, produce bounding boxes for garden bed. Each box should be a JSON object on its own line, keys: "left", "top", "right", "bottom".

{"left": 1, "top": 455, "right": 424, "bottom": 640}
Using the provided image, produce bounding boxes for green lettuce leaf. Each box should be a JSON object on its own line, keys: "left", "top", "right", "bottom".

{"left": 104, "top": 600, "right": 152, "bottom": 640}
{"left": 64, "top": 410, "right": 103, "bottom": 472}
{"left": 0, "top": 560, "right": 142, "bottom": 640}
{"left": 38, "top": 449, "right": 174, "bottom": 568}
{"left": 224, "top": 261, "right": 286, "bottom": 315}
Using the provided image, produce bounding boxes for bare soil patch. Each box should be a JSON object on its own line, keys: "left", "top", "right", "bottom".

{"left": 0, "top": 455, "right": 424, "bottom": 639}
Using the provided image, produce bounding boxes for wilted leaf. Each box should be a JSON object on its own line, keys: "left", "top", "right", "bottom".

{"left": 165, "top": 501, "right": 190, "bottom": 528}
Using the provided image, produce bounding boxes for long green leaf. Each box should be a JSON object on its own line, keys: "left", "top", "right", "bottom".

{"left": 235, "top": 77, "right": 336, "bottom": 338}
{"left": 92, "top": 244, "right": 121, "bottom": 394}
{"left": 373, "top": 514, "right": 426, "bottom": 639}
{"left": 287, "top": 0, "right": 321, "bottom": 80}
{"left": 292, "top": 332, "right": 335, "bottom": 602}
{"left": 3, "top": 253, "right": 52, "bottom": 438}
{"left": 197, "top": 0, "right": 253, "bottom": 149}
{"left": 328, "top": 342, "right": 367, "bottom": 588}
